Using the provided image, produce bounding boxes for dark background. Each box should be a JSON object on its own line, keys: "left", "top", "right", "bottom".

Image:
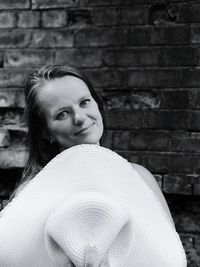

{"left": 0, "top": 0, "right": 200, "bottom": 265}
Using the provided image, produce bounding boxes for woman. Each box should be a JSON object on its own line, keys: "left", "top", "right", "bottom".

{"left": 12, "top": 64, "right": 174, "bottom": 266}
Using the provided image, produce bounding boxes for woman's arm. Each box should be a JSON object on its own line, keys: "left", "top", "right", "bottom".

{"left": 132, "top": 163, "right": 175, "bottom": 226}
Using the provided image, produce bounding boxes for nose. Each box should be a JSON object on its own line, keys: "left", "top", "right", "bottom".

{"left": 73, "top": 107, "right": 86, "bottom": 125}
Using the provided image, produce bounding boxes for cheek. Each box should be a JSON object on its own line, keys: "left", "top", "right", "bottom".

{"left": 98, "top": 117, "right": 104, "bottom": 135}
{"left": 47, "top": 121, "right": 72, "bottom": 137}
{"left": 91, "top": 102, "right": 102, "bottom": 119}
{"left": 94, "top": 110, "right": 104, "bottom": 136}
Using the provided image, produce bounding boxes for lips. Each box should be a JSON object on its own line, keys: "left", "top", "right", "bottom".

{"left": 75, "top": 124, "right": 94, "bottom": 136}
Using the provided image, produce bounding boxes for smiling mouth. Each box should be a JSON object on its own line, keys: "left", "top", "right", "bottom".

{"left": 75, "top": 124, "right": 94, "bottom": 136}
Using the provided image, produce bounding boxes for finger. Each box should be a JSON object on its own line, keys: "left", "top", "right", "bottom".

{"left": 100, "top": 252, "right": 110, "bottom": 267}
{"left": 84, "top": 244, "right": 98, "bottom": 267}
{"left": 67, "top": 259, "right": 75, "bottom": 267}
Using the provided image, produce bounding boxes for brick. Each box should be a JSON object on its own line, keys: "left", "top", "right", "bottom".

{"left": 191, "top": 175, "right": 200, "bottom": 195}
{"left": 80, "top": 0, "right": 143, "bottom": 6}
{"left": 17, "top": 11, "right": 40, "bottom": 28}
{"left": 102, "top": 90, "right": 160, "bottom": 110}
{"left": 81, "top": 0, "right": 191, "bottom": 4}
{"left": 104, "top": 48, "right": 160, "bottom": 67}
{"left": 191, "top": 25, "right": 200, "bottom": 44}
{"left": 92, "top": 7, "right": 119, "bottom": 25}
{"left": 7, "top": 127, "right": 27, "bottom": 148}
{"left": 149, "top": 3, "right": 178, "bottom": 25}
{"left": 186, "top": 248, "right": 200, "bottom": 266}
{"left": 55, "top": 48, "right": 103, "bottom": 67}
{"left": 4, "top": 50, "right": 54, "bottom": 67}
{"left": 86, "top": 68, "right": 123, "bottom": 88}
{"left": 127, "top": 25, "right": 190, "bottom": 46}
{"left": 0, "top": 12, "right": 16, "bottom": 28}
{"left": 178, "top": 3, "right": 200, "bottom": 23}
{"left": 143, "top": 110, "right": 190, "bottom": 130}
{"left": 0, "top": 0, "right": 30, "bottom": 9}
{"left": 170, "top": 132, "right": 200, "bottom": 153}
{"left": 180, "top": 233, "right": 195, "bottom": 250}
{"left": 0, "top": 126, "right": 27, "bottom": 149}
{"left": 32, "top": 0, "right": 78, "bottom": 9}
{"left": 160, "top": 46, "right": 198, "bottom": 66}
{"left": 42, "top": 10, "right": 67, "bottom": 28}
{"left": 103, "top": 91, "right": 131, "bottom": 110}
{"left": 0, "top": 130, "right": 10, "bottom": 148}
{"left": 128, "top": 152, "right": 143, "bottom": 166}
{"left": 67, "top": 9, "right": 92, "bottom": 27}
{"left": 190, "top": 111, "right": 200, "bottom": 131}
{"left": 0, "top": 30, "right": 31, "bottom": 48}
{"left": 160, "top": 89, "right": 189, "bottom": 109}
{"left": 104, "top": 110, "right": 143, "bottom": 130}
{"left": 130, "top": 130, "right": 170, "bottom": 151}
{"left": 142, "top": 152, "right": 200, "bottom": 174}
{"left": 0, "top": 69, "right": 28, "bottom": 87}
{"left": 80, "top": 0, "right": 110, "bottom": 5}
{"left": 173, "top": 211, "right": 200, "bottom": 232}
{"left": 127, "top": 69, "right": 182, "bottom": 88}
{"left": 75, "top": 28, "right": 116, "bottom": 47}
{"left": 31, "top": 30, "right": 74, "bottom": 48}
{"left": 166, "top": 194, "right": 192, "bottom": 214}
{"left": 120, "top": 6, "right": 148, "bottom": 25}
{"left": 113, "top": 131, "right": 130, "bottom": 150}
{"left": 0, "top": 111, "right": 25, "bottom": 127}
{"left": 163, "top": 174, "right": 192, "bottom": 195}
{"left": 0, "top": 149, "right": 27, "bottom": 168}
{"left": 113, "top": 130, "right": 170, "bottom": 151}
{"left": 193, "top": 184, "right": 200, "bottom": 196}
{"left": 181, "top": 68, "right": 200, "bottom": 88}
{"left": 190, "top": 89, "right": 200, "bottom": 109}
{"left": 180, "top": 191, "right": 200, "bottom": 211}
{"left": 0, "top": 89, "right": 25, "bottom": 108}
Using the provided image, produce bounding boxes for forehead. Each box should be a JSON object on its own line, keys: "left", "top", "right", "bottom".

{"left": 38, "top": 75, "right": 91, "bottom": 105}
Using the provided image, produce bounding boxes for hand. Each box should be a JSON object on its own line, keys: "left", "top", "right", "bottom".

{"left": 84, "top": 244, "right": 110, "bottom": 267}
{"left": 67, "top": 244, "right": 110, "bottom": 267}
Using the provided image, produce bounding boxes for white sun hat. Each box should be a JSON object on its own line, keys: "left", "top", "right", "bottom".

{"left": 0, "top": 144, "right": 187, "bottom": 267}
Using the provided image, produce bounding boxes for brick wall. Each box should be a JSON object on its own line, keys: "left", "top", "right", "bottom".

{"left": 0, "top": 0, "right": 200, "bottom": 265}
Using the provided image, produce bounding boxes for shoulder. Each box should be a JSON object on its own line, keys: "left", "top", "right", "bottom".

{"left": 130, "top": 163, "right": 159, "bottom": 190}
{"left": 130, "top": 163, "right": 162, "bottom": 195}
{"left": 131, "top": 163, "right": 153, "bottom": 177}
{"left": 130, "top": 162, "right": 175, "bottom": 225}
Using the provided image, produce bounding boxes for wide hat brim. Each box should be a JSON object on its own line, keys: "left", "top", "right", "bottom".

{"left": 0, "top": 144, "right": 186, "bottom": 267}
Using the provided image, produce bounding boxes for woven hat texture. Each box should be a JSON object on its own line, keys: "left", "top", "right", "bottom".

{"left": 0, "top": 144, "right": 187, "bottom": 267}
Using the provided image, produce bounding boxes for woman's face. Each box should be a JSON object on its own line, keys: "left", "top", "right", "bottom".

{"left": 37, "top": 75, "right": 104, "bottom": 151}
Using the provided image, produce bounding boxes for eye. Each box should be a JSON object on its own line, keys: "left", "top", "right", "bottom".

{"left": 80, "top": 99, "right": 91, "bottom": 107}
{"left": 56, "top": 110, "right": 70, "bottom": 120}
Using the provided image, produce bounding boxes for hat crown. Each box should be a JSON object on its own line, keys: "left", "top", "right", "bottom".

{"left": 45, "top": 192, "right": 133, "bottom": 267}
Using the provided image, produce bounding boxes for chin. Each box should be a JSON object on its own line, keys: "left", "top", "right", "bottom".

{"left": 80, "top": 138, "right": 100, "bottom": 146}
{"left": 80, "top": 133, "right": 102, "bottom": 146}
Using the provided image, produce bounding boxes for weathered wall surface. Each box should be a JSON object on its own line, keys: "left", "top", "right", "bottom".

{"left": 0, "top": 0, "right": 200, "bottom": 265}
